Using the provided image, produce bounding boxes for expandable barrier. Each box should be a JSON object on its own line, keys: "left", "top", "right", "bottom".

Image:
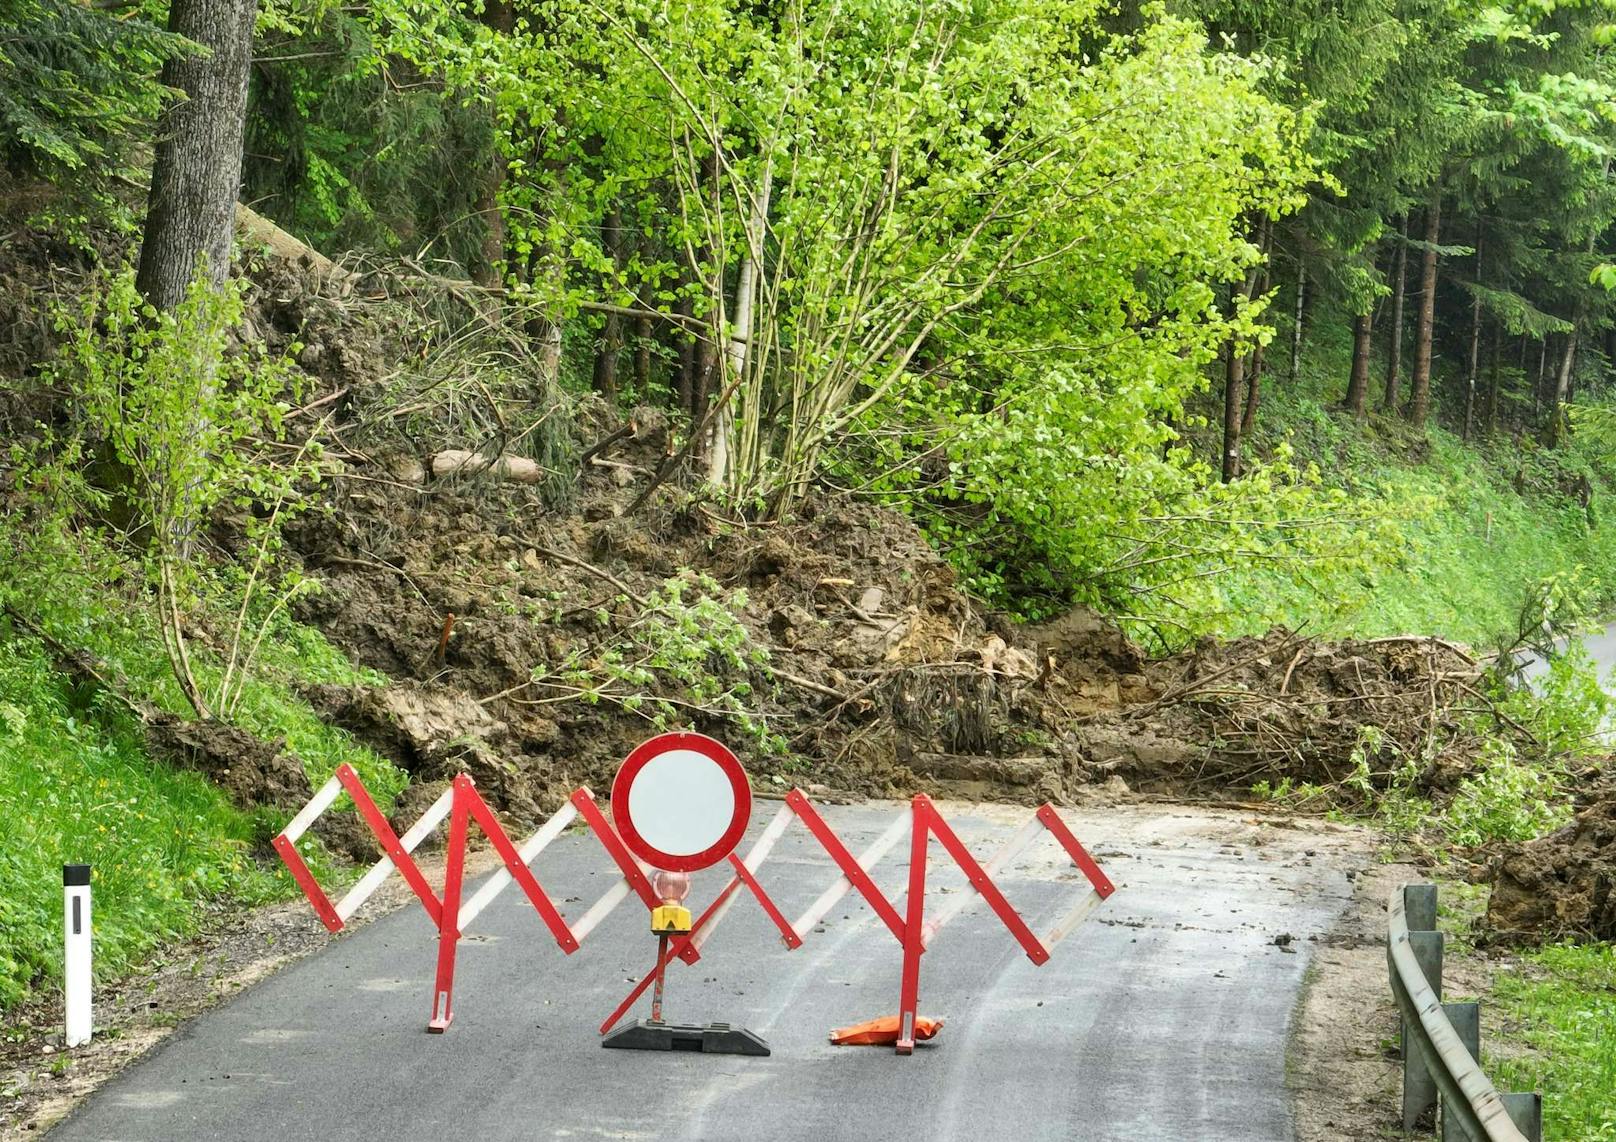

{"left": 274, "top": 766, "right": 1115, "bottom": 1052}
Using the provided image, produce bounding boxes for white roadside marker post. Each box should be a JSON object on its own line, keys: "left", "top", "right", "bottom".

{"left": 63, "top": 863, "right": 91, "bottom": 1047}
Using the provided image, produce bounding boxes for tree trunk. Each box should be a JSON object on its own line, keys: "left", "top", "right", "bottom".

{"left": 1382, "top": 215, "right": 1407, "bottom": 411}
{"left": 634, "top": 313, "right": 653, "bottom": 393}
{"left": 1483, "top": 322, "right": 1502, "bottom": 432}
{"left": 1345, "top": 311, "right": 1373, "bottom": 417}
{"left": 467, "top": 0, "right": 513, "bottom": 290}
{"left": 1463, "top": 229, "right": 1483, "bottom": 441}
{"left": 1548, "top": 330, "right": 1578, "bottom": 447}
{"left": 592, "top": 208, "right": 623, "bottom": 402}
{"left": 1222, "top": 339, "right": 1245, "bottom": 482}
{"left": 1289, "top": 260, "right": 1305, "bottom": 383}
{"left": 136, "top": 0, "right": 258, "bottom": 308}
{"left": 1408, "top": 196, "right": 1442, "bottom": 429}
{"left": 1241, "top": 339, "right": 1265, "bottom": 436}
{"left": 1241, "top": 224, "right": 1272, "bottom": 436}
{"left": 707, "top": 161, "right": 774, "bottom": 487}
{"left": 1535, "top": 338, "right": 1549, "bottom": 424}
{"left": 675, "top": 290, "right": 695, "bottom": 416}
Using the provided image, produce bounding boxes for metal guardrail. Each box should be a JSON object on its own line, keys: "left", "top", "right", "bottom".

{"left": 1388, "top": 884, "right": 1544, "bottom": 1141}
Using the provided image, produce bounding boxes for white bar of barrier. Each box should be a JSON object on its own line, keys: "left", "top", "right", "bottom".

{"left": 282, "top": 775, "right": 343, "bottom": 843}
{"left": 921, "top": 813, "right": 1046, "bottom": 948}
{"left": 691, "top": 803, "right": 795, "bottom": 953}
{"left": 1044, "top": 888, "right": 1102, "bottom": 949}
{"left": 791, "top": 807, "right": 911, "bottom": 941}
{"left": 568, "top": 858, "right": 654, "bottom": 946}
{"left": 458, "top": 801, "right": 580, "bottom": 930}
{"left": 335, "top": 787, "right": 456, "bottom": 923}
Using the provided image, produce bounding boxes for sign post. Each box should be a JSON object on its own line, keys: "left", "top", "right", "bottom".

{"left": 63, "top": 863, "right": 91, "bottom": 1048}
{"left": 601, "top": 732, "right": 768, "bottom": 1056}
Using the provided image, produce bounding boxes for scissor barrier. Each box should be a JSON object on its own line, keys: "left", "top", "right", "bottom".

{"left": 275, "top": 739, "right": 1115, "bottom": 1055}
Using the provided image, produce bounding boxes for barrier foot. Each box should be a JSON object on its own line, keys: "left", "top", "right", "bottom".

{"left": 601, "top": 1020, "right": 769, "bottom": 1057}
{"left": 427, "top": 1015, "right": 452, "bottom": 1035}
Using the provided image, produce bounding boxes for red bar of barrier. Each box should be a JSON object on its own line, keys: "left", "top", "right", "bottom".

{"left": 727, "top": 852, "right": 802, "bottom": 950}
{"left": 272, "top": 834, "right": 343, "bottom": 933}
{"left": 919, "top": 797, "right": 1049, "bottom": 965}
{"left": 429, "top": 776, "right": 473, "bottom": 1032}
{"left": 895, "top": 799, "right": 929, "bottom": 1056}
{"left": 335, "top": 764, "right": 443, "bottom": 928}
{"left": 461, "top": 783, "right": 579, "bottom": 953}
{"left": 784, "top": 790, "right": 906, "bottom": 942}
{"left": 1035, "top": 804, "right": 1116, "bottom": 898}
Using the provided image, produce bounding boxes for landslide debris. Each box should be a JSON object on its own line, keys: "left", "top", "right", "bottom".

{"left": 277, "top": 386, "right": 1532, "bottom": 823}
{"left": 1482, "top": 776, "right": 1616, "bottom": 943}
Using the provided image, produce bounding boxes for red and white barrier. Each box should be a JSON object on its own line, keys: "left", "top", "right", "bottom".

{"left": 274, "top": 751, "right": 1115, "bottom": 1054}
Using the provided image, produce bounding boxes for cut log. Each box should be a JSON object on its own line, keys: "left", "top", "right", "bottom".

{"left": 430, "top": 449, "right": 544, "bottom": 484}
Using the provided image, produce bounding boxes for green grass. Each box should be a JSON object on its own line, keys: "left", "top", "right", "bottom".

{"left": 1207, "top": 328, "right": 1616, "bottom": 646}
{"left": 0, "top": 632, "right": 281, "bottom": 1012}
{"left": 1487, "top": 942, "right": 1616, "bottom": 1141}
{"left": 0, "top": 519, "right": 403, "bottom": 1016}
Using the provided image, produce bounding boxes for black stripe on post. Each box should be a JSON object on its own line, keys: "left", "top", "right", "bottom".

{"left": 63, "top": 864, "right": 91, "bottom": 887}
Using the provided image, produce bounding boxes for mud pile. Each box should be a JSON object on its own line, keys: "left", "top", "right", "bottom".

{"left": 1483, "top": 775, "right": 1616, "bottom": 942}
{"left": 1074, "top": 630, "right": 1506, "bottom": 798}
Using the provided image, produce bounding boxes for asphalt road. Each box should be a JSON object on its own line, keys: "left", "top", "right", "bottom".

{"left": 50, "top": 801, "right": 1359, "bottom": 1142}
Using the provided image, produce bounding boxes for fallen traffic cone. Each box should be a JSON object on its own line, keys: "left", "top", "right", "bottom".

{"left": 828, "top": 1015, "right": 944, "bottom": 1046}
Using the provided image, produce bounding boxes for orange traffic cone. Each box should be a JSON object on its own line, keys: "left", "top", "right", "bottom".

{"left": 828, "top": 1015, "right": 944, "bottom": 1046}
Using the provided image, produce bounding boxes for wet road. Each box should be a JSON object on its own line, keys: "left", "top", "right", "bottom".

{"left": 49, "top": 801, "right": 1362, "bottom": 1142}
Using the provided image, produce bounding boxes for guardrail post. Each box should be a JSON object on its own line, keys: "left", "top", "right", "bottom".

{"left": 1404, "top": 883, "right": 1439, "bottom": 933}
{"left": 1501, "top": 1093, "right": 1542, "bottom": 1142}
{"left": 1401, "top": 884, "right": 1443, "bottom": 1132}
{"left": 1439, "top": 1002, "right": 1480, "bottom": 1142}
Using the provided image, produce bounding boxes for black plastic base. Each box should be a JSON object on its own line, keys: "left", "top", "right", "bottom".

{"left": 601, "top": 1020, "right": 770, "bottom": 1056}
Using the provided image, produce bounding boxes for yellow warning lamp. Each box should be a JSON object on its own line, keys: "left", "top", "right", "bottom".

{"left": 650, "top": 869, "right": 692, "bottom": 934}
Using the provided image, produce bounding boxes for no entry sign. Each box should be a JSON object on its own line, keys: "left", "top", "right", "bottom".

{"left": 610, "top": 733, "right": 751, "bottom": 872}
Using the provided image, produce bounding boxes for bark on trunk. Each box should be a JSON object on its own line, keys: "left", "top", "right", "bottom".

{"left": 1548, "top": 330, "right": 1578, "bottom": 447}
{"left": 592, "top": 208, "right": 623, "bottom": 402}
{"left": 136, "top": 0, "right": 258, "bottom": 308}
{"left": 1241, "top": 339, "right": 1265, "bottom": 436}
{"left": 1409, "top": 196, "right": 1442, "bottom": 429}
{"left": 1382, "top": 215, "right": 1407, "bottom": 412}
{"left": 1345, "top": 312, "right": 1373, "bottom": 417}
{"left": 1222, "top": 340, "right": 1245, "bottom": 482}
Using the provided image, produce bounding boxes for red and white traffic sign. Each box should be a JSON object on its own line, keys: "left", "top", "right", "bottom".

{"left": 610, "top": 732, "right": 751, "bottom": 872}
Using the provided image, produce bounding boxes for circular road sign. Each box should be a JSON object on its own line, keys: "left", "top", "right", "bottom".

{"left": 610, "top": 733, "right": 751, "bottom": 872}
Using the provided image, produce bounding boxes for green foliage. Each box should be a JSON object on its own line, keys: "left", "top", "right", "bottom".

{"left": 1501, "top": 643, "right": 1612, "bottom": 760}
{"left": 1488, "top": 942, "right": 1616, "bottom": 1141}
{"left": 50, "top": 266, "right": 319, "bottom": 721}
{"left": 0, "top": 0, "right": 191, "bottom": 194}
{"left": 1443, "top": 740, "right": 1571, "bottom": 847}
{"left": 535, "top": 573, "right": 785, "bottom": 755}
{"left": 242, "top": 6, "right": 495, "bottom": 269}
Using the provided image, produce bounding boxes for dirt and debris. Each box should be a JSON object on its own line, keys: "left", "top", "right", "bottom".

{"left": 1482, "top": 780, "right": 1616, "bottom": 942}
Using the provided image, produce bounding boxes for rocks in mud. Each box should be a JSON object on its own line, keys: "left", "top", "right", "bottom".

{"left": 1483, "top": 791, "right": 1616, "bottom": 942}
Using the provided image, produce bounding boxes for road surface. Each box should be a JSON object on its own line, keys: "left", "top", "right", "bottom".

{"left": 50, "top": 801, "right": 1362, "bottom": 1142}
